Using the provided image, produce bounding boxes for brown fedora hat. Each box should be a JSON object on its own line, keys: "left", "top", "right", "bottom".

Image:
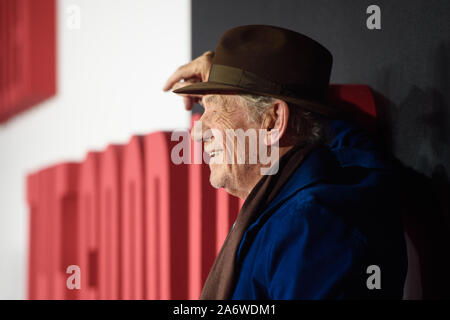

{"left": 174, "top": 25, "right": 337, "bottom": 116}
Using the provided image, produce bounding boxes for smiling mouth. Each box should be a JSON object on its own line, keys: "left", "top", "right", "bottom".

{"left": 207, "top": 149, "right": 224, "bottom": 163}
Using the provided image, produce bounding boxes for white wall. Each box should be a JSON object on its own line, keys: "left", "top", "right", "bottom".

{"left": 0, "top": 0, "right": 191, "bottom": 299}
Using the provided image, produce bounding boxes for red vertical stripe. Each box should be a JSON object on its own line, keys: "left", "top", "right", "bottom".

{"left": 0, "top": 0, "right": 6, "bottom": 113}
{"left": 46, "top": 165, "right": 60, "bottom": 300}
{"left": 121, "top": 136, "right": 145, "bottom": 300}
{"left": 99, "top": 145, "right": 123, "bottom": 300}
{"left": 144, "top": 132, "right": 189, "bottom": 299}
{"left": 78, "top": 152, "right": 101, "bottom": 299}
{"left": 37, "top": 167, "right": 56, "bottom": 299}
{"left": 26, "top": 172, "right": 39, "bottom": 300}
{"left": 55, "top": 163, "right": 79, "bottom": 300}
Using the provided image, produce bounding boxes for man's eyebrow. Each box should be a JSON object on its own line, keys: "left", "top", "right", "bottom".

{"left": 201, "top": 95, "right": 218, "bottom": 106}
{"left": 202, "top": 95, "right": 213, "bottom": 105}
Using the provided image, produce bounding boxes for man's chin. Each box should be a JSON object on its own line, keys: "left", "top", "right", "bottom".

{"left": 208, "top": 167, "right": 224, "bottom": 189}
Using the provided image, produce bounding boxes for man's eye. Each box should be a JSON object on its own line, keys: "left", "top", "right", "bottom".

{"left": 203, "top": 135, "right": 212, "bottom": 142}
{"left": 211, "top": 111, "right": 220, "bottom": 120}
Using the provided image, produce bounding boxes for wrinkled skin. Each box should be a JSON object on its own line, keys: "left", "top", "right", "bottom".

{"left": 194, "top": 94, "right": 263, "bottom": 199}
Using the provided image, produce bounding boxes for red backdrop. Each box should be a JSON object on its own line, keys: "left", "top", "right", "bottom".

{"left": 0, "top": 0, "right": 56, "bottom": 123}
{"left": 26, "top": 126, "right": 243, "bottom": 300}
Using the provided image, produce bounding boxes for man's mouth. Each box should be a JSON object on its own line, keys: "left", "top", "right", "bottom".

{"left": 206, "top": 148, "right": 223, "bottom": 161}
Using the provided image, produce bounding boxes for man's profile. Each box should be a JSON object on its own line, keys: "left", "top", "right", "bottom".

{"left": 164, "top": 25, "right": 407, "bottom": 299}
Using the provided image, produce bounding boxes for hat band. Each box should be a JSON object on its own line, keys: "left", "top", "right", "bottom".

{"left": 208, "top": 64, "right": 323, "bottom": 101}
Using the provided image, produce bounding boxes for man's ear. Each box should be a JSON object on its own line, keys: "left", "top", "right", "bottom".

{"left": 263, "top": 99, "right": 289, "bottom": 146}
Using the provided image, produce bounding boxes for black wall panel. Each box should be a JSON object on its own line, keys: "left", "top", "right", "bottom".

{"left": 192, "top": 0, "right": 450, "bottom": 299}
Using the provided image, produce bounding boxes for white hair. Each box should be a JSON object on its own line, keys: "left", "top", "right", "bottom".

{"left": 237, "top": 93, "right": 326, "bottom": 146}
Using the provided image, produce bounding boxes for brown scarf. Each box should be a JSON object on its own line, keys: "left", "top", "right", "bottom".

{"left": 199, "top": 142, "right": 315, "bottom": 299}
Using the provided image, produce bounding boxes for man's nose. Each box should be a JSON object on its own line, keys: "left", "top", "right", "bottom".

{"left": 190, "top": 119, "right": 204, "bottom": 142}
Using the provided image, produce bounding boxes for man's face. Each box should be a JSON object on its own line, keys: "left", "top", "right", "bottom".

{"left": 192, "top": 94, "right": 261, "bottom": 197}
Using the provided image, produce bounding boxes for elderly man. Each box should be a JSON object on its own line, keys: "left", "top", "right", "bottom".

{"left": 164, "top": 25, "right": 407, "bottom": 299}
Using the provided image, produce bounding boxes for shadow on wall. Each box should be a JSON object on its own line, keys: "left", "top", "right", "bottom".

{"left": 373, "top": 40, "right": 450, "bottom": 299}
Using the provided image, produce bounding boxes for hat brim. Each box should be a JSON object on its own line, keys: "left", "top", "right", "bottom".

{"left": 173, "top": 81, "right": 337, "bottom": 117}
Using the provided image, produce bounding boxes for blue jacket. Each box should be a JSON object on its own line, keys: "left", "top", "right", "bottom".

{"left": 231, "top": 119, "right": 407, "bottom": 299}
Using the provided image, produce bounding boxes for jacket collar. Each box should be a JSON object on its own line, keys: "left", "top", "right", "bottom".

{"left": 235, "top": 146, "right": 340, "bottom": 260}
{"left": 257, "top": 146, "right": 340, "bottom": 219}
